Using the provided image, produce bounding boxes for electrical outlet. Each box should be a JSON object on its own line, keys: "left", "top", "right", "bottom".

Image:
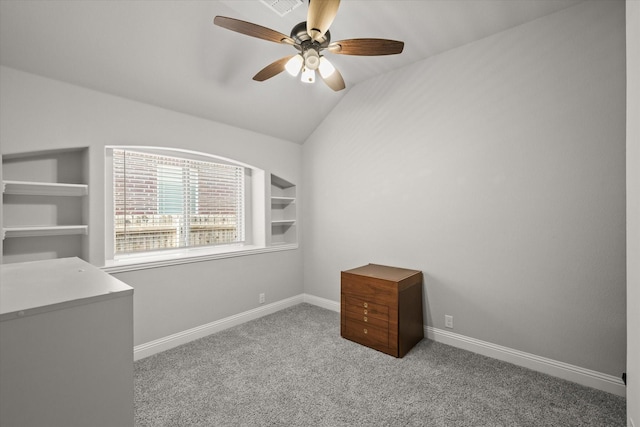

{"left": 259, "top": 293, "right": 265, "bottom": 304}
{"left": 445, "top": 315, "right": 453, "bottom": 329}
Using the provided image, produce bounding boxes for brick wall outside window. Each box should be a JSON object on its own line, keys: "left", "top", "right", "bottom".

{"left": 113, "top": 149, "right": 244, "bottom": 255}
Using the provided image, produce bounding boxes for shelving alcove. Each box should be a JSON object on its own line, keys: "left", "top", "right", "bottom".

{"left": 2, "top": 149, "right": 89, "bottom": 263}
{"left": 269, "top": 174, "right": 297, "bottom": 246}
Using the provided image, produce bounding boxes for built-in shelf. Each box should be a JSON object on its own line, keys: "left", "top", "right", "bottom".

{"left": 2, "top": 148, "right": 90, "bottom": 262}
{"left": 271, "top": 196, "right": 296, "bottom": 205}
{"left": 271, "top": 220, "right": 296, "bottom": 225}
{"left": 270, "top": 174, "right": 297, "bottom": 246}
{"left": 3, "top": 225, "right": 89, "bottom": 239}
{"left": 3, "top": 180, "right": 89, "bottom": 197}
{"left": 269, "top": 242, "right": 298, "bottom": 248}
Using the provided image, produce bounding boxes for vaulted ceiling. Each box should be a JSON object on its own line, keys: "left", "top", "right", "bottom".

{"left": 0, "top": 0, "right": 584, "bottom": 143}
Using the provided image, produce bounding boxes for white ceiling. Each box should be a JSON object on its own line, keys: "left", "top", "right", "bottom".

{"left": 0, "top": 0, "right": 584, "bottom": 144}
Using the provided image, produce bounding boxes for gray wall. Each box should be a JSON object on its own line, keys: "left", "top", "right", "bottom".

{"left": 303, "top": 0, "right": 626, "bottom": 377}
{"left": 0, "top": 67, "right": 303, "bottom": 346}
{"left": 626, "top": 0, "right": 639, "bottom": 423}
{"left": 0, "top": 0, "right": 631, "bottom": 400}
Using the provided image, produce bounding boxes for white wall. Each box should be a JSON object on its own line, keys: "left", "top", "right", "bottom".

{"left": 626, "top": 0, "right": 639, "bottom": 423}
{"left": 303, "top": 0, "right": 626, "bottom": 378}
{"left": 0, "top": 67, "right": 303, "bottom": 346}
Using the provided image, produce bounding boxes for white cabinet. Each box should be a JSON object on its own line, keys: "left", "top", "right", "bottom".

{"left": 0, "top": 257, "right": 134, "bottom": 427}
{"left": 270, "top": 174, "right": 297, "bottom": 246}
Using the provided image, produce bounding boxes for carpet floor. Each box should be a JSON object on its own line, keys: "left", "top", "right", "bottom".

{"left": 134, "top": 303, "right": 626, "bottom": 426}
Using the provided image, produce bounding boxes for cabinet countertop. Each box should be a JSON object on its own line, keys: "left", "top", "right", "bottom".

{"left": 1, "top": 257, "right": 133, "bottom": 321}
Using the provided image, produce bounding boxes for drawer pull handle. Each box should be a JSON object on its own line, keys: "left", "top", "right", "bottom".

{"left": 363, "top": 328, "right": 368, "bottom": 334}
{"left": 364, "top": 316, "right": 368, "bottom": 322}
{"left": 363, "top": 302, "right": 368, "bottom": 308}
{"left": 363, "top": 309, "right": 368, "bottom": 315}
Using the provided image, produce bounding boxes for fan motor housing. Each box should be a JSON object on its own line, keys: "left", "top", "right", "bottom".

{"left": 291, "top": 21, "right": 330, "bottom": 52}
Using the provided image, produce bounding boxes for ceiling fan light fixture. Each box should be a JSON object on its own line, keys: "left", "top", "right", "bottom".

{"left": 318, "top": 56, "right": 336, "bottom": 78}
{"left": 213, "top": 0, "right": 404, "bottom": 91}
{"left": 285, "top": 54, "right": 303, "bottom": 76}
{"left": 303, "top": 49, "right": 320, "bottom": 70}
{"left": 300, "top": 66, "right": 315, "bottom": 83}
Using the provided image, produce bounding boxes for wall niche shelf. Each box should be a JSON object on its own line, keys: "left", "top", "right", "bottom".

{"left": 2, "top": 148, "right": 89, "bottom": 263}
{"left": 270, "top": 174, "right": 297, "bottom": 246}
{"left": 271, "top": 220, "right": 296, "bottom": 225}
{"left": 3, "top": 180, "right": 88, "bottom": 197}
{"left": 3, "top": 225, "right": 89, "bottom": 240}
{"left": 271, "top": 196, "right": 296, "bottom": 205}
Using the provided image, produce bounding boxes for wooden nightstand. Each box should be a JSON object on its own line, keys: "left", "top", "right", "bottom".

{"left": 341, "top": 264, "right": 424, "bottom": 358}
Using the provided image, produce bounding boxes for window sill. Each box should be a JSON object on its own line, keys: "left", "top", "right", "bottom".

{"left": 101, "top": 243, "right": 298, "bottom": 274}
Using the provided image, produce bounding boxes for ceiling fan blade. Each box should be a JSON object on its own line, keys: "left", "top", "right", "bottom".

{"left": 327, "top": 38, "right": 404, "bottom": 56}
{"left": 307, "top": 0, "right": 340, "bottom": 42}
{"left": 214, "top": 16, "right": 295, "bottom": 45}
{"left": 319, "top": 66, "right": 345, "bottom": 92}
{"left": 253, "top": 56, "right": 296, "bottom": 81}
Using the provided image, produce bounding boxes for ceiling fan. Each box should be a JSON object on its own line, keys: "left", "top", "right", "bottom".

{"left": 213, "top": 0, "right": 404, "bottom": 91}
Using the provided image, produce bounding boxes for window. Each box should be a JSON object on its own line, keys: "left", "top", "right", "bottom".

{"left": 113, "top": 148, "right": 245, "bottom": 255}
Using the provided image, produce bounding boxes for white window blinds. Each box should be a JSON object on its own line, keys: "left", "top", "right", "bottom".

{"left": 113, "top": 149, "right": 245, "bottom": 255}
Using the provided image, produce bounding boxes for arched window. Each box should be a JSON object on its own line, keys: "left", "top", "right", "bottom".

{"left": 112, "top": 148, "right": 245, "bottom": 254}
{"left": 105, "top": 146, "right": 267, "bottom": 269}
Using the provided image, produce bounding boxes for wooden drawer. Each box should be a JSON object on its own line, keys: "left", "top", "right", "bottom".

{"left": 343, "top": 295, "right": 388, "bottom": 321}
{"left": 343, "top": 308, "right": 388, "bottom": 329}
{"left": 341, "top": 274, "right": 395, "bottom": 303}
{"left": 343, "top": 319, "right": 389, "bottom": 349}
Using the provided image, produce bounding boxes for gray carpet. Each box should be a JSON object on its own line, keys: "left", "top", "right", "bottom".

{"left": 134, "top": 303, "right": 625, "bottom": 426}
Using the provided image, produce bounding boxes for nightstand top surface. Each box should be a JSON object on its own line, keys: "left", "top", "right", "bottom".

{"left": 342, "top": 263, "right": 421, "bottom": 282}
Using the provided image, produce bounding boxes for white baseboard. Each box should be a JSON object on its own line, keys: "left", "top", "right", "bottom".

{"left": 133, "top": 294, "right": 303, "bottom": 361}
{"left": 303, "top": 293, "right": 340, "bottom": 312}
{"left": 133, "top": 294, "right": 626, "bottom": 397}
{"left": 426, "top": 326, "right": 626, "bottom": 397}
